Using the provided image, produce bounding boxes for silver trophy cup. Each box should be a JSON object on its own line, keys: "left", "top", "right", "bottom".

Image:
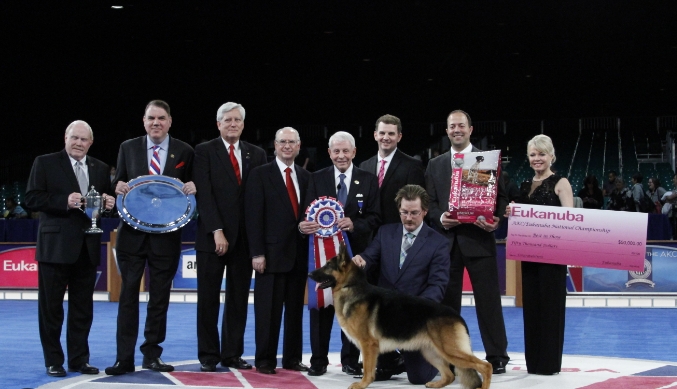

{"left": 84, "top": 186, "right": 104, "bottom": 234}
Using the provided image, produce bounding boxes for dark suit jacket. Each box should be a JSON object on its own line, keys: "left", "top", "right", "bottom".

{"left": 425, "top": 147, "right": 508, "bottom": 258}
{"left": 193, "top": 137, "right": 267, "bottom": 253}
{"left": 113, "top": 135, "right": 194, "bottom": 256}
{"left": 360, "top": 223, "right": 450, "bottom": 302}
{"left": 360, "top": 149, "right": 425, "bottom": 225}
{"left": 304, "top": 165, "right": 381, "bottom": 254}
{"left": 245, "top": 160, "right": 310, "bottom": 273}
{"left": 26, "top": 150, "right": 112, "bottom": 266}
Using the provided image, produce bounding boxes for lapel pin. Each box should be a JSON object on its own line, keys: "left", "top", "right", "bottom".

{"left": 354, "top": 180, "right": 359, "bottom": 185}
{"left": 170, "top": 154, "right": 175, "bottom": 159}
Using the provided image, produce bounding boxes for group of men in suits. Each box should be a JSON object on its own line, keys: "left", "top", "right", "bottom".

{"left": 28, "top": 104, "right": 510, "bottom": 381}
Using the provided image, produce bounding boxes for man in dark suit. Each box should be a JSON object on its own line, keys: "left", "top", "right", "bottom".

{"left": 245, "top": 127, "right": 310, "bottom": 374}
{"left": 193, "top": 102, "right": 267, "bottom": 372}
{"left": 425, "top": 109, "right": 510, "bottom": 374}
{"left": 26, "top": 120, "right": 115, "bottom": 377}
{"left": 360, "top": 114, "right": 425, "bottom": 224}
{"left": 105, "top": 100, "right": 196, "bottom": 375}
{"left": 299, "top": 131, "right": 381, "bottom": 376}
{"left": 352, "top": 184, "right": 450, "bottom": 384}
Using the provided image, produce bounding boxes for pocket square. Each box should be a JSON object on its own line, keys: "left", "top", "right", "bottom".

{"left": 175, "top": 161, "right": 185, "bottom": 169}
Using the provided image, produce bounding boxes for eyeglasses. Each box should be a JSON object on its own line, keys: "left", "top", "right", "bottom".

{"left": 399, "top": 210, "right": 422, "bottom": 217}
{"left": 276, "top": 140, "right": 299, "bottom": 146}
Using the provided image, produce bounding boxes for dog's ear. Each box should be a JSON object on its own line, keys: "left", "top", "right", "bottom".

{"left": 338, "top": 242, "right": 349, "bottom": 267}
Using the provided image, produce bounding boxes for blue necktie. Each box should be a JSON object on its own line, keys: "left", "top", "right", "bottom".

{"left": 337, "top": 173, "right": 347, "bottom": 206}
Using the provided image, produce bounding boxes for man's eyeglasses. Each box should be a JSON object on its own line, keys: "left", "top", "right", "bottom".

{"left": 276, "top": 140, "right": 299, "bottom": 146}
{"left": 399, "top": 210, "right": 422, "bottom": 217}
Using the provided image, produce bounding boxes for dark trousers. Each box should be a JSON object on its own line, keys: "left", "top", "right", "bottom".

{"left": 309, "top": 306, "right": 360, "bottom": 366}
{"left": 38, "top": 244, "right": 96, "bottom": 367}
{"left": 253, "top": 257, "right": 307, "bottom": 368}
{"left": 522, "top": 261, "right": 567, "bottom": 374}
{"left": 115, "top": 241, "right": 180, "bottom": 362}
{"left": 196, "top": 235, "right": 251, "bottom": 364}
{"left": 442, "top": 242, "right": 509, "bottom": 365}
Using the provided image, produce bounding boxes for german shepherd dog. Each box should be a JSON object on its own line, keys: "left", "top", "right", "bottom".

{"left": 308, "top": 243, "right": 492, "bottom": 389}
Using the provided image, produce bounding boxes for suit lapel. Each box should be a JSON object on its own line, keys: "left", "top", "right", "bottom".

{"left": 60, "top": 151, "right": 81, "bottom": 193}
{"left": 440, "top": 151, "right": 452, "bottom": 209}
{"left": 347, "top": 167, "right": 363, "bottom": 212}
{"left": 215, "top": 138, "right": 240, "bottom": 186}
{"left": 397, "top": 224, "right": 428, "bottom": 279}
{"left": 269, "top": 161, "right": 297, "bottom": 218}
{"left": 361, "top": 157, "right": 376, "bottom": 177}
{"left": 296, "top": 164, "right": 309, "bottom": 219}
{"left": 241, "top": 141, "right": 253, "bottom": 181}
{"left": 381, "top": 150, "right": 402, "bottom": 188}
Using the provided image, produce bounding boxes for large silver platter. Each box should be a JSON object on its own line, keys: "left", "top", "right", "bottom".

{"left": 116, "top": 175, "right": 197, "bottom": 233}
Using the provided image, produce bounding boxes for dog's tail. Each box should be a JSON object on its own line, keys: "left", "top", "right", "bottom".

{"left": 456, "top": 367, "right": 482, "bottom": 389}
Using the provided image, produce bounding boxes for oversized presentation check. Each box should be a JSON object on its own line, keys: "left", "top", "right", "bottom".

{"left": 505, "top": 204, "right": 647, "bottom": 271}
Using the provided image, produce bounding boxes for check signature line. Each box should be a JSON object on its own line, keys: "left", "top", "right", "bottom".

{"left": 517, "top": 248, "right": 638, "bottom": 257}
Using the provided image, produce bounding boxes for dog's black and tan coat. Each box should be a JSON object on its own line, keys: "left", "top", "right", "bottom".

{"left": 309, "top": 244, "right": 492, "bottom": 389}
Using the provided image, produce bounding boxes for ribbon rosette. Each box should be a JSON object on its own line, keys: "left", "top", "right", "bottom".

{"left": 305, "top": 196, "right": 353, "bottom": 309}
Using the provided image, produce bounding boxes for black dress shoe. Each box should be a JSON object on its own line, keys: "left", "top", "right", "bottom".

{"left": 222, "top": 357, "right": 252, "bottom": 370}
{"left": 342, "top": 363, "right": 363, "bottom": 375}
{"left": 46, "top": 365, "right": 67, "bottom": 377}
{"left": 283, "top": 361, "right": 309, "bottom": 371}
{"left": 257, "top": 365, "right": 276, "bottom": 374}
{"left": 105, "top": 361, "right": 135, "bottom": 376}
{"left": 68, "top": 363, "right": 99, "bottom": 374}
{"left": 492, "top": 361, "right": 507, "bottom": 374}
{"left": 307, "top": 364, "right": 327, "bottom": 376}
{"left": 374, "top": 368, "right": 393, "bottom": 381}
{"left": 142, "top": 357, "right": 174, "bottom": 372}
{"left": 200, "top": 362, "right": 217, "bottom": 372}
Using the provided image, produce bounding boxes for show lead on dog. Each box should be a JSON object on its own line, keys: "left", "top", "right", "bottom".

{"left": 192, "top": 102, "right": 266, "bottom": 373}
{"left": 425, "top": 109, "right": 511, "bottom": 374}
{"left": 352, "top": 184, "right": 450, "bottom": 384}
{"left": 299, "top": 131, "right": 381, "bottom": 377}
{"left": 26, "top": 120, "right": 115, "bottom": 377}
{"left": 105, "top": 100, "right": 196, "bottom": 376}
{"left": 245, "top": 127, "right": 310, "bottom": 374}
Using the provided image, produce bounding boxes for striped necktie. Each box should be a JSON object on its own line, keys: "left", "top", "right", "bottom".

{"left": 149, "top": 145, "right": 161, "bottom": 175}
{"left": 400, "top": 232, "right": 415, "bottom": 268}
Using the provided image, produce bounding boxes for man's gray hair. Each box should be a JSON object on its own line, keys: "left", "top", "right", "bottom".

{"left": 328, "top": 131, "right": 355, "bottom": 149}
{"left": 216, "top": 102, "right": 246, "bottom": 121}
{"left": 275, "top": 127, "right": 301, "bottom": 141}
{"left": 64, "top": 120, "right": 94, "bottom": 141}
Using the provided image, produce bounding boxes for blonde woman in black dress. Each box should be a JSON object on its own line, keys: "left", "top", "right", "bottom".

{"left": 506, "top": 134, "right": 573, "bottom": 375}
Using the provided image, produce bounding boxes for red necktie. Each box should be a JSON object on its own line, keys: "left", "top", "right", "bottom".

{"left": 149, "top": 145, "right": 161, "bottom": 175}
{"left": 285, "top": 167, "right": 299, "bottom": 217}
{"left": 378, "top": 159, "right": 387, "bottom": 187}
{"left": 229, "top": 144, "right": 241, "bottom": 185}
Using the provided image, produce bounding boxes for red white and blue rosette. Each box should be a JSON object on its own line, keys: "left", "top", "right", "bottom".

{"left": 306, "top": 196, "right": 344, "bottom": 237}
{"left": 305, "top": 196, "right": 353, "bottom": 310}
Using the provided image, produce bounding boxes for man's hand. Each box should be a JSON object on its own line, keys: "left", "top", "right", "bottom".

{"left": 115, "top": 181, "right": 130, "bottom": 195}
{"left": 68, "top": 192, "right": 83, "bottom": 210}
{"left": 504, "top": 201, "right": 515, "bottom": 218}
{"left": 299, "top": 220, "right": 321, "bottom": 235}
{"left": 182, "top": 181, "right": 197, "bottom": 195}
{"left": 474, "top": 217, "right": 500, "bottom": 233}
{"left": 252, "top": 256, "right": 266, "bottom": 273}
{"left": 441, "top": 212, "right": 461, "bottom": 229}
{"left": 352, "top": 255, "right": 366, "bottom": 268}
{"left": 102, "top": 194, "right": 115, "bottom": 211}
{"left": 337, "top": 217, "right": 354, "bottom": 232}
{"left": 213, "top": 230, "right": 229, "bottom": 256}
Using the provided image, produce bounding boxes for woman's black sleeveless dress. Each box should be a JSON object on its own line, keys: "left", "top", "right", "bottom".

{"left": 518, "top": 174, "right": 567, "bottom": 375}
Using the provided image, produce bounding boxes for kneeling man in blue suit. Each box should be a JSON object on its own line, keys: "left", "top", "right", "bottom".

{"left": 352, "top": 184, "right": 450, "bottom": 384}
